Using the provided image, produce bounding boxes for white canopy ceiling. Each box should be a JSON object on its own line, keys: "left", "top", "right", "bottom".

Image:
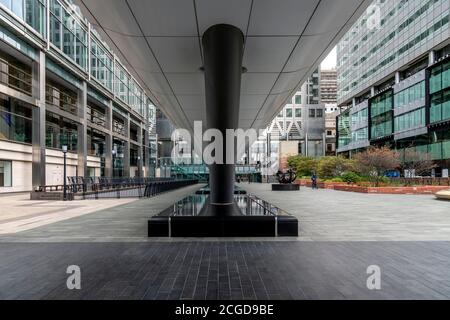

{"left": 76, "top": 0, "right": 371, "bottom": 131}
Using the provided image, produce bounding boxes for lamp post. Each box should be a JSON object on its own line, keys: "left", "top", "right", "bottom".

{"left": 62, "top": 145, "right": 68, "bottom": 201}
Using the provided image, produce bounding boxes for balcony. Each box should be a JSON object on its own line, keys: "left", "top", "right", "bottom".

{"left": 0, "top": 56, "right": 32, "bottom": 95}
{"left": 45, "top": 84, "right": 78, "bottom": 115}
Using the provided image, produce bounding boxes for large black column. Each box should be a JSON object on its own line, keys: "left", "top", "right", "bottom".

{"left": 202, "top": 24, "right": 244, "bottom": 207}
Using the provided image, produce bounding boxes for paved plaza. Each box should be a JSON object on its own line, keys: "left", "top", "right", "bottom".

{"left": 1, "top": 184, "right": 450, "bottom": 299}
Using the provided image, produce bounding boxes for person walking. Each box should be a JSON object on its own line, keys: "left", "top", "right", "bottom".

{"left": 311, "top": 172, "right": 318, "bottom": 190}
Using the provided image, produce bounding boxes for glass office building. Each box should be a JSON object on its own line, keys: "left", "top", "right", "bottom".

{"left": 0, "top": 0, "right": 157, "bottom": 192}
{"left": 336, "top": 0, "right": 450, "bottom": 176}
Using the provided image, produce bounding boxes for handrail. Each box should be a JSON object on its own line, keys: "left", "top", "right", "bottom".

{"left": 0, "top": 57, "right": 33, "bottom": 95}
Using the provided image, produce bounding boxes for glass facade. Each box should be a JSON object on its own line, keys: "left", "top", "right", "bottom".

{"left": 351, "top": 108, "right": 368, "bottom": 126}
{"left": 45, "top": 111, "right": 78, "bottom": 151}
{"left": 0, "top": 0, "right": 151, "bottom": 119}
{"left": 49, "top": 0, "right": 87, "bottom": 70}
{"left": 430, "top": 87, "right": 450, "bottom": 123}
{"left": 338, "top": 110, "right": 351, "bottom": 148}
{"left": 0, "top": 94, "right": 32, "bottom": 144}
{"left": 394, "top": 81, "right": 425, "bottom": 108}
{"left": 395, "top": 108, "right": 426, "bottom": 132}
{"left": 338, "top": 0, "right": 449, "bottom": 104}
{"left": 352, "top": 127, "right": 368, "bottom": 143}
{"left": 370, "top": 91, "right": 393, "bottom": 139}
{"left": 430, "top": 61, "right": 450, "bottom": 94}
{"left": 90, "top": 36, "right": 114, "bottom": 92}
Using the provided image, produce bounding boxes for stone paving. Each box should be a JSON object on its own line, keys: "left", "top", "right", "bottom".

{"left": 1, "top": 183, "right": 450, "bottom": 299}
{"left": 240, "top": 183, "right": 450, "bottom": 241}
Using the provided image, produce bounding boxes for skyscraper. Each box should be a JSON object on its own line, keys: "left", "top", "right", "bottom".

{"left": 336, "top": 0, "right": 450, "bottom": 176}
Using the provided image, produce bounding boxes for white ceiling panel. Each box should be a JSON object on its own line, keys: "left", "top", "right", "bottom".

{"left": 76, "top": 0, "right": 372, "bottom": 131}
{"left": 147, "top": 37, "right": 202, "bottom": 73}
{"left": 177, "top": 95, "right": 206, "bottom": 110}
{"left": 108, "top": 34, "right": 160, "bottom": 73}
{"left": 241, "top": 73, "right": 278, "bottom": 95}
{"left": 165, "top": 73, "right": 205, "bottom": 95}
{"left": 248, "top": 0, "right": 319, "bottom": 36}
{"left": 85, "top": 0, "right": 142, "bottom": 35}
{"left": 128, "top": 0, "right": 198, "bottom": 36}
{"left": 243, "top": 37, "right": 298, "bottom": 73}
{"left": 240, "top": 95, "right": 267, "bottom": 109}
{"left": 272, "top": 70, "right": 306, "bottom": 95}
{"left": 195, "top": 0, "right": 252, "bottom": 35}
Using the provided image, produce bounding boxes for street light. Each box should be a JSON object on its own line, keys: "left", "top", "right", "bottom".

{"left": 62, "top": 145, "right": 68, "bottom": 201}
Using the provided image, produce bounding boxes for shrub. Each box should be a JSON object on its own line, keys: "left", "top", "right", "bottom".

{"left": 287, "top": 155, "right": 318, "bottom": 177}
{"left": 341, "top": 171, "right": 362, "bottom": 184}
{"left": 316, "top": 156, "right": 357, "bottom": 179}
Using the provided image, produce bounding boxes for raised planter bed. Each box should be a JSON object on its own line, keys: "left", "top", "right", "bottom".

{"left": 295, "top": 179, "right": 449, "bottom": 195}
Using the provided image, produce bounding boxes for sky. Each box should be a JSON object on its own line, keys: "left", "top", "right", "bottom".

{"left": 321, "top": 47, "right": 337, "bottom": 70}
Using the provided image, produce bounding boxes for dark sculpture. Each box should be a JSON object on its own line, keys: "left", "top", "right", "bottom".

{"left": 276, "top": 168, "right": 297, "bottom": 184}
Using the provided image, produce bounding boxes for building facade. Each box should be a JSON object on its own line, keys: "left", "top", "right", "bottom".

{"left": 336, "top": 0, "right": 450, "bottom": 177}
{"left": 266, "top": 68, "right": 326, "bottom": 160}
{"left": 320, "top": 69, "right": 337, "bottom": 105}
{"left": 0, "top": 0, "right": 157, "bottom": 193}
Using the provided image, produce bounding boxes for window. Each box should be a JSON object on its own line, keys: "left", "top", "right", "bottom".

{"left": 309, "top": 109, "right": 316, "bottom": 118}
{"left": 285, "top": 108, "right": 292, "bottom": 117}
{"left": 49, "top": 0, "right": 87, "bottom": 70}
{"left": 278, "top": 111, "right": 283, "bottom": 118}
{"left": 295, "top": 95, "right": 301, "bottom": 105}
{"left": 0, "top": 96, "right": 33, "bottom": 144}
{"left": 0, "top": 160, "right": 12, "bottom": 187}
{"left": 316, "top": 109, "right": 323, "bottom": 118}
{"left": 90, "top": 37, "right": 114, "bottom": 91}
{"left": 295, "top": 108, "right": 302, "bottom": 118}
{"left": 327, "top": 130, "right": 333, "bottom": 136}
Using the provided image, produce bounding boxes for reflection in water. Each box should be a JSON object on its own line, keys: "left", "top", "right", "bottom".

{"left": 160, "top": 194, "right": 289, "bottom": 217}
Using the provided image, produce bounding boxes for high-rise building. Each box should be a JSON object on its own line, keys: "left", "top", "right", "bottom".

{"left": 263, "top": 68, "right": 326, "bottom": 164}
{"left": 336, "top": 0, "right": 450, "bottom": 176}
{"left": 321, "top": 69, "right": 338, "bottom": 106}
{"left": 0, "top": 0, "right": 157, "bottom": 193}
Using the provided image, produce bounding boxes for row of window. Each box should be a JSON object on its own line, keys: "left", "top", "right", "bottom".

{"left": 1, "top": 0, "right": 151, "bottom": 118}
{"left": 394, "top": 81, "right": 426, "bottom": 108}
{"left": 351, "top": 108, "right": 368, "bottom": 126}
{"left": 278, "top": 108, "right": 324, "bottom": 118}
{"left": 430, "top": 87, "right": 450, "bottom": 123}
{"left": 430, "top": 60, "right": 450, "bottom": 94}
{"left": 398, "top": 141, "right": 450, "bottom": 162}
{"left": 371, "top": 92, "right": 393, "bottom": 117}
{"left": 394, "top": 108, "right": 426, "bottom": 133}
{"left": 339, "top": 13, "right": 449, "bottom": 99}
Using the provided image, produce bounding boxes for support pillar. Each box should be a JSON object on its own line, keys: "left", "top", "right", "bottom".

{"left": 137, "top": 125, "right": 143, "bottom": 178}
{"left": 202, "top": 24, "right": 244, "bottom": 206}
{"left": 77, "top": 81, "right": 88, "bottom": 178}
{"left": 124, "top": 115, "right": 131, "bottom": 177}
{"left": 104, "top": 100, "right": 113, "bottom": 177}
{"left": 32, "top": 51, "right": 46, "bottom": 189}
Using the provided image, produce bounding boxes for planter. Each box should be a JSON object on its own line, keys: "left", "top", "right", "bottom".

{"left": 295, "top": 179, "right": 449, "bottom": 195}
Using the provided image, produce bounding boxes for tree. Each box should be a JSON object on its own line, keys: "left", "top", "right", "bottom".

{"left": 287, "top": 155, "right": 318, "bottom": 177}
{"left": 400, "top": 149, "right": 436, "bottom": 177}
{"left": 316, "top": 156, "right": 357, "bottom": 179}
{"left": 354, "top": 146, "right": 400, "bottom": 186}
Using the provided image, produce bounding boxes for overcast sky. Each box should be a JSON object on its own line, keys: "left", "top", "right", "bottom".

{"left": 321, "top": 47, "right": 337, "bottom": 70}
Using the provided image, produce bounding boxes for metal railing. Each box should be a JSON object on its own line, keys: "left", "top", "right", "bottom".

{"left": 35, "top": 177, "right": 198, "bottom": 200}
{"left": 0, "top": 57, "right": 33, "bottom": 95}
{"left": 45, "top": 84, "right": 78, "bottom": 115}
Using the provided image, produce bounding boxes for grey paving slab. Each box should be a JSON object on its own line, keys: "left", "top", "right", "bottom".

{"left": 240, "top": 183, "right": 450, "bottom": 241}
{"left": 0, "top": 241, "right": 450, "bottom": 300}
